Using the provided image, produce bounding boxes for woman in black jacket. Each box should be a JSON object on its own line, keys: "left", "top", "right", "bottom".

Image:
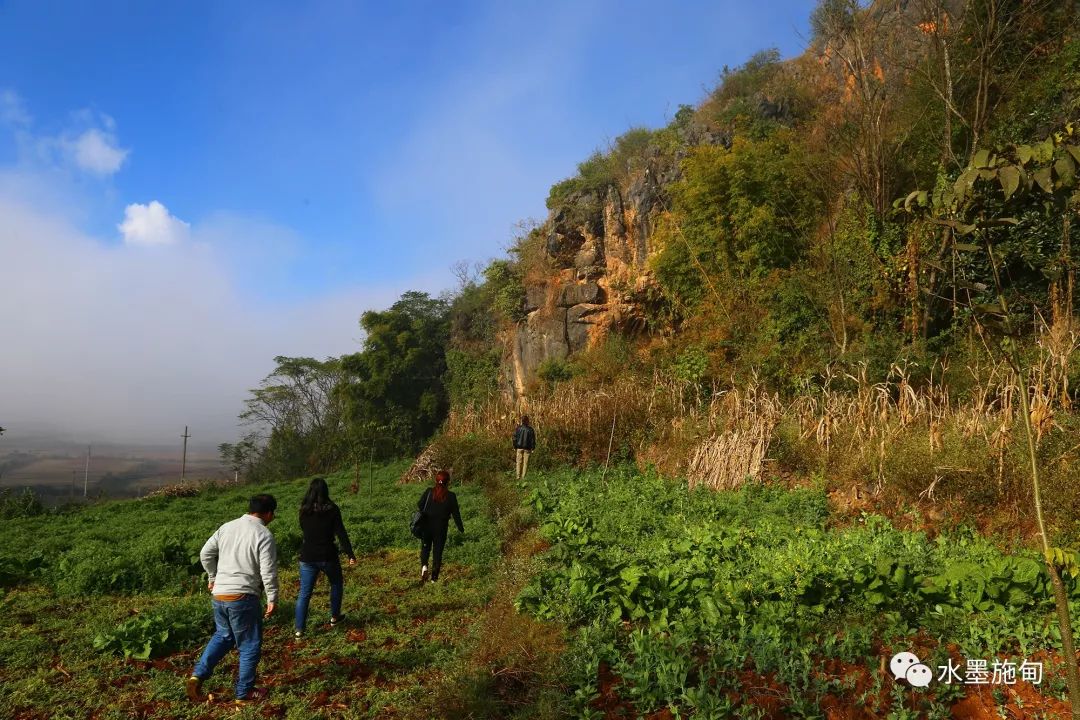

{"left": 418, "top": 470, "right": 464, "bottom": 583}
{"left": 294, "top": 477, "right": 356, "bottom": 638}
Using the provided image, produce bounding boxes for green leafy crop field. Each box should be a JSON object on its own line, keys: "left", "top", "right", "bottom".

{"left": 4, "top": 462, "right": 1080, "bottom": 719}
{"left": 517, "top": 468, "right": 1079, "bottom": 718}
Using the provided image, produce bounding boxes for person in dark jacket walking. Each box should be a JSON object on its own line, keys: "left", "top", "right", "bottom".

{"left": 513, "top": 415, "right": 536, "bottom": 480}
{"left": 294, "top": 477, "right": 356, "bottom": 638}
{"left": 418, "top": 470, "right": 463, "bottom": 583}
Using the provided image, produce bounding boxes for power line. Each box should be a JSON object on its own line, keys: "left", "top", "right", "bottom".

{"left": 0, "top": 470, "right": 229, "bottom": 482}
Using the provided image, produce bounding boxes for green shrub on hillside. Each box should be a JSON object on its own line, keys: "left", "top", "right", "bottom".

{"left": 0, "top": 487, "right": 45, "bottom": 520}
{"left": 445, "top": 348, "right": 502, "bottom": 408}
{"left": 546, "top": 152, "right": 616, "bottom": 212}
{"left": 536, "top": 358, "right": 575, "bottom": 386}
{"left": 482, "top": 260, "right": 526, "bottom": 323}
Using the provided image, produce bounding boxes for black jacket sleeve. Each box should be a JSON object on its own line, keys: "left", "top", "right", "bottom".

{"left": 417, "top": 488, "right": 429, "bottom": 511}
{"left": 334, "top": 507, "right": 355, "bottom": 560}
{"left": 451, "top": 494, "right": 464, "bottom": 533}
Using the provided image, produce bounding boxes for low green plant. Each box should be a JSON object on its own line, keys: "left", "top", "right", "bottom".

{"left": 92, "top": 602, "right": 208, "bottom": 660}
{"left": 518, "top": 466, "right": 1080, "bottom": 716}
{"left": 536, "top": 358, "right": 576, "bottom": 385}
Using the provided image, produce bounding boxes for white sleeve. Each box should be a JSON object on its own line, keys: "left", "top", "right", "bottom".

{"left": 200, "top": 531, "right": 220, "bottom": 582}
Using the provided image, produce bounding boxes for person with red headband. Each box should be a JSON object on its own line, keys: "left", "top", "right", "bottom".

{"left": 417, "top": 470, "right": 464, "bottom": 583}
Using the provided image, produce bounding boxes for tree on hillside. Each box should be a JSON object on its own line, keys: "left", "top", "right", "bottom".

{"left": 903, "top": 128, "right": 1080, "bottom": 716}
{"left": 904, "top": 0, "right": 1069, "bottom": 168}
{"left": 237, "top": 356, "right": 347, "bottom": 481}
{"left": 217, "top": 438, "right": 261, "bottom": 481}
{"left": 811, "top": 0, "right": 907, "bottom": 219}
{"left": 338, "top": 291, "right": 450, "bottom": 455}
{"left": 241, "top": 356, "right": 345, "bottom": 436}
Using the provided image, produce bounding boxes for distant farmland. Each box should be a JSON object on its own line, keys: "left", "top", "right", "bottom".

{"left": 0, "top": 444, "right": 229, "bottom": 504}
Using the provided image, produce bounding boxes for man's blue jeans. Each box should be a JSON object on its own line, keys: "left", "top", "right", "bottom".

{"left": 294, "top": 560, "right": 343, "bottom": 631}
{"left": 192, "top": 594, "right": 262, "bottom": 700}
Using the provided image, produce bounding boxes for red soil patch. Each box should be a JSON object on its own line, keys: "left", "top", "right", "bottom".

{"left": 591, "top": 661, "right": 635, "bottom": 717}
{"left": 10, "top": 710, "right": 51, "bottom": 720}
{"left": 817, "top": 658, "right": 883, "bottom": 720}
{"left": 349, "top": 663, "right": 374, "bottom": 681}
{"left": 731, "top": 669, "right": 789, "bottom": 719}
{"left": 644, "top": 710, "right": 675, "bottom": 720}
{"left": 590, "top": 647, "right": 1072, "bottom": 719}
{"left": 107, "top": 674, "right": 138, "bottom": 689}
{"left": 128, "top": 657, "right": 175, "bottom": 671}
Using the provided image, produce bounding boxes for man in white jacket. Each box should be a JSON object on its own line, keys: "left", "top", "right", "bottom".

{"left": 185, "top": 494, "right": 279, "bottom": 705}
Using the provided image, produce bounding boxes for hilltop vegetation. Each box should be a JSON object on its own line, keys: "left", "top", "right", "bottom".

{"left": 230, "top": 0, "right": 1080, "bottom": 519}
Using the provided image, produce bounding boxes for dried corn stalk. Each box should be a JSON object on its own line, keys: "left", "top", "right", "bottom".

{"left": 399, "top": 443, "right": 440, "bottom": 484}
{"left": 686, "top": 392, "right": 780, "bottom": 491}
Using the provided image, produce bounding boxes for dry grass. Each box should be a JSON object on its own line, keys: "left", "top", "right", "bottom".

{"left": 442, "top": 374, "right": 656, "bottom": 470}
{"left": 142, "top": 476, "right": 245, "bottom": 499}
{"left": 427, "top": 323, "right": 1080, "bottom": 534}
{"left": 399, "top": 442, "right": 441, "bottom": 484}
{"left": 685, "top": 383, "right": 782, "bottom": 491}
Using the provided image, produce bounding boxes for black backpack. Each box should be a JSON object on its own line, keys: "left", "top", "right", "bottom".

{"left": 410, "top": 490, "right": 432, "bottom": 540}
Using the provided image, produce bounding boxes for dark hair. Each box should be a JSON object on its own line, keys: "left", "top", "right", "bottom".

{"left": 433, "top": 469, "right": 450, "bottom": 503}
{"left": 249, "top": 493, "right": 277, "bottom": 514}
{"left": 300, "top": 477, "right": 335, "bottom": 515}
{"left": 520, "top": 415, "right": 530, "bottom": 427}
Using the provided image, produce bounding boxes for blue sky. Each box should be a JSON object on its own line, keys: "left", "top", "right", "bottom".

{"left": 0, "top": 0, "right": 814, "bottom": 443}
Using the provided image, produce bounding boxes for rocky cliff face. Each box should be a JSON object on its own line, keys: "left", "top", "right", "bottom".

{"left": 505, "top": 166, "right": 672, "bottom": 398}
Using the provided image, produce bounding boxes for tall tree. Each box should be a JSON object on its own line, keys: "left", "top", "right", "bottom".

{"left": 811, "top": 0, "right": 905, "bottom": 218}
{"left": 238, "top": 356, "right": 347, "bottom": 480}
{"left": 338, "top": 291, "right": 450, "bottom": 455}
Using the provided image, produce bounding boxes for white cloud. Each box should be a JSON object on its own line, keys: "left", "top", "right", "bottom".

{"left": 3, "top": 93, "right": 129, "bottom": 176}
{"left": 0, "top": 89, "right": 30, "bottom": 126}
{"left": 64, "top": 127, "right": 128, "bottom": 175}
{"left": 119, "top": 200, "right": 191, "bottom": 246}
{"left": 0, "top": 190, "right": 405, "bottom": 445}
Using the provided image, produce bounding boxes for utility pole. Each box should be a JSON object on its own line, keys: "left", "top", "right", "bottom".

{"left": 368, "top": 435, "right": 375, "bottom": 497}
{"left": 180, "top": 426, "right": 191, "bottom": 484}
{"left": 83, "top": 444, "right": 91, "bottom": 498}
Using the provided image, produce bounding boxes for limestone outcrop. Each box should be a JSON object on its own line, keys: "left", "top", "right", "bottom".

{"left": 506, "top": 166, "right": 671, "bottom": 398}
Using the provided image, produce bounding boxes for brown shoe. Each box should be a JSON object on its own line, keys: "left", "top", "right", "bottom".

{"left": 234, "top": 687, "right": 269, "bottom": 705}
{"left": 184, "top": 675, "right": 205, "bottom": 702}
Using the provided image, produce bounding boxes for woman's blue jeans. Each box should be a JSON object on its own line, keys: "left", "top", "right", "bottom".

{"left": 192, "top": 594, "right": 262, "bottom": 700}
{"left": 294, "top": 560, "right": 344, "bottom": 631}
